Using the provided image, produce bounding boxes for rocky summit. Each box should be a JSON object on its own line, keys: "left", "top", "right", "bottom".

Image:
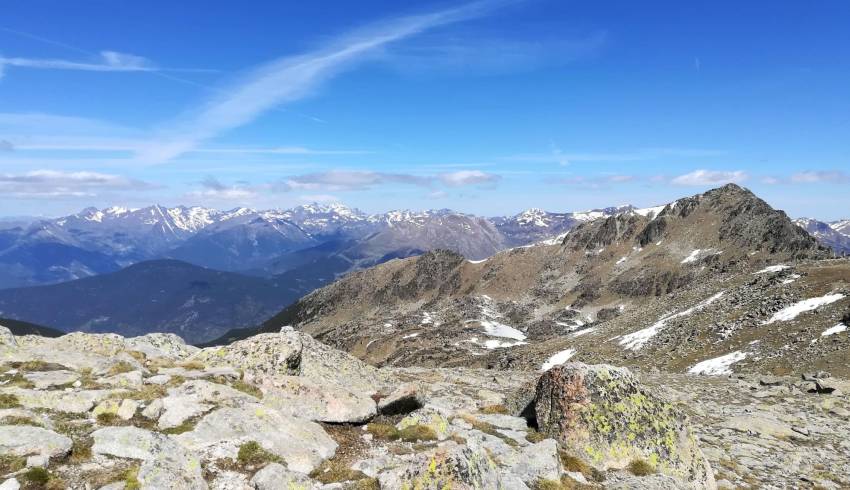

{"left": 0, "top": 324, "right": 848, "bottom": 489}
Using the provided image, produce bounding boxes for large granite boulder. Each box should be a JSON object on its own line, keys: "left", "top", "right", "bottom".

{"left": 92, "top": 426, "right": 207, "bottom": 490}
{"left": 533, "top": 363, "right": 715, "bottom": 488}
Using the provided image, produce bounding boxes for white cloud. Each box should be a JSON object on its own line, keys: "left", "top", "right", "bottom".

{"left": 185, "top": 176, "right": 258, "bottom": 200}
{"left": 0, "top": 170, "right": 153, "bottom": 198}
{"left": 790, "top": 170, "right": 849, "bottom": 184}
{"left": 670, "top": 169, "right": 749, "bottom": 186}
{"left": 136, "top": 1, "right": 506, "bottom": 163}
{"left": 439, "top": 170, "right": 501, "bottom": 186}
{"left": 284, "top": 170, "right": 432, "bottom": 191}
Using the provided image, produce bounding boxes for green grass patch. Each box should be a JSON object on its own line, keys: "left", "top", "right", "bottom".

{"left": 309, "top": 460, "right": 372, "bottom": 485}
{"left": 479, "top": 404, "right": 509, "bottom": 414}
{"left": 398, "top": 424, "right": 438, "bottom": 442}
{"left": 106, "top": 361, "right": 136, "bottom": 376}
{"left": 0, "top": 454, "right": 26, "bottom": 474}
{"left": 627, "top": 458, "right": 656, "bottom": 477}
{"left": 366, "top": 422, "right": 400, "bottom": 440}
{"left": 236, "top": 441, "right": 282, "bottom": 466}
{"left": 0, "top": 393, "right": 21, "bottom": 409}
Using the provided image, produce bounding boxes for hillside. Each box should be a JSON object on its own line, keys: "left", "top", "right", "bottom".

{"left": 211, "top": 185, "right": 850, "bottom": 377}
{"left": 0, "top": 260, "right": 299, "bottom": 343}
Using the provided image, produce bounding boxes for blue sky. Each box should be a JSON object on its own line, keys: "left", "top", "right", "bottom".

{"left": 1, "top": 0, "right": 848, "bottom": 219}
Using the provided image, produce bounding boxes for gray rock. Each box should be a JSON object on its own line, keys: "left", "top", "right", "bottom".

{"left": 141, "top": 398, "right": 164, "bottom": 420}
{"left": 101, "top": 370, "right": 144, "bottom": 390}
{"left": 250, "top": 462, "right": 319, "bottom": 490}
{"left": 377, "top": 383, "right": 423, "bottom": 415}
{"left": 157, "top": 397, "right": 213, "bottom": 430}
{"left": 261, "top": 376, "right": 376, "bottom": 423}
{"left": 174, "top": 404, "right": 337, "bottom": 474}
{"left": 22, "top": 370, "right": 80, "bottom": 389}
{"left": 188, "top": 333, "right": 302, "bottom": 382}
{"left": 0, "top": 478, "right": 20, "bottom": 490}
{"left": 92, "top": 426, "right": 207, "bottom": 490}
{"left": 3, "top": 387, "right": 116, "bottom": 413}
{"left": 0, "top": 425, "right": 72, "bottom": 459}
{"left": 0, "top": 326, "right": 16, "bottom": 348}
{"left": 145, "top": 374, "right": 171, "bottom": 385}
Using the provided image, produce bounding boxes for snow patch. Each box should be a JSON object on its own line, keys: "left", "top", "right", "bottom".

{"left": 467, "top": 258, "right": 488, "bottom": 264}
{"left": 763, "top": 293, "right": 845, "bottom": 324}
{"left": 616, "top": 256, "right": 627, "bottom": 265}
{"left": 620, "top": 291, "right": 724, "bottom": 350}
{"left": 402, "top": 332, "right": 421, "bottom": 339}
{"left": 571, "top": 327, "right": 597, "bottom": 337}
{"left": 822, "top": 323, "right": 847, "bottom": 336}
{"left": 754, "top": 265, "right": 790, "bottom": 274}
{"left": 688, "top": 351, "right": 747, "bottom": 375}
{"left": 541, "top": 349, "right": 577, "bottom": 371}
{"left": 476, "top": 295, "right": 527, "bottom": 341}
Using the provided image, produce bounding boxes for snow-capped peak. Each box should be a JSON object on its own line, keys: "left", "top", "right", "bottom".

{"left": 515, "top": 208, "right": 550, "bottom": 227}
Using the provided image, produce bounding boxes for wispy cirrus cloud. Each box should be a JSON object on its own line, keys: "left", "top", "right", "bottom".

{"left": 137, "top": 0, "right": 512, "bottom": 163}
{"left": 0, "top": 51, "right": 155, "bottom": 74}
{"left": 670, "top": 169, "right": 749, "bottom": 186}
{"left": 504, "top": 147, "right": 725, "bottom": 165}
{"left": 384, "top": 30, "right": 607, "bottom": 75}
{"left": 0, "top": 170, "right": 155, "bottom": 198}
{"left": 557, "top": 174, "right": 637, "bottom": 189}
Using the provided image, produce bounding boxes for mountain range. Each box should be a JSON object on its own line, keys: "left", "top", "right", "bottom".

{"left": 211, "top": 184, "right": 850, "bottom": 379}
{"left": 0, "top": 190, "right": 847, "bottom": 344}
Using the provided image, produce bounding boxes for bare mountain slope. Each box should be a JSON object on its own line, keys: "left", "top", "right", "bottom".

{"left": 211, "top": 185, "right": 849, "bottom": 377}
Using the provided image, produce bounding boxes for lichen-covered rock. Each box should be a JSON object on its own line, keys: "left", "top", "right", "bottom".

{"left": 101, "top": 370, "right": 144, "bottom": 390}
{"left": 125, "top": 333, "right": 199, "bottom": 360}
{"left": 188, "top": 333, "right": 302, "bottom": 382}
{"left": 533, "top": 363, "right": 715, "bottom": 488}
{"left": 3, "top": 387, "right": 117, "bottom": 413}
{"left": 372, "top": 441, "right": 505, "bottom": 489}
{"left": 250, "top": 462, "right": 319, "bottom": 490}
{"left": 261, "top": 376, "right": 376, "bottom": 423}
{"left": 0, "top": 425, "right": 72, "bottom": 459}
{"left": 22, "top": 369, "right": 79, "bottom": 389}
{"left": 280, "top": 327, "right": 385, "bottom": 395}
{"left": 92, "top": 426, "right": 207, "bottom": 489}
{"left": 0, "top": 326, "right": 16, "bottom": 348}
{"left": 174, "top": 404, "right": 337, "bottom": 474}
{"left": 397, "top": 407, "right": 451, "bottom": 440}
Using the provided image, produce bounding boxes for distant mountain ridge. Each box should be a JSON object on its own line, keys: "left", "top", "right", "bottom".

{"left": 0, "top": 259, "right": 296, "bottom": 343}
{"left": 0, "top": 202, "right": 640, "bottom": 289}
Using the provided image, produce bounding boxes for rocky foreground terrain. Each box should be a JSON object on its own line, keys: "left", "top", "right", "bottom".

{"left": 2, "top": 325, "right": 849, "bottom": 489}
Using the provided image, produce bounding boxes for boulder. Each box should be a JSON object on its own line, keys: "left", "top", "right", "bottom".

{"left": 188, "top": 333, "right": 302, "bottom": 382}
{"left": 22, "top": 369, "right": 79, "bottom": 389}
{"left": 4, "top": 387, "right": 116, "bottom": 413}
{"left": 0, "top": 426, "right": 72, "bottom": 459}
{"left": 261, "top": 376, "right": 376, "bottom": 423}
{"left": 377, "top": 383, "right": 423, "bottom": 415}
{"left": 157, "top": 380, "right": 259, "bottom": 429}
{"left": 281, "top": 327, "right": 385, "bottom": 395}
{"left": 533, "top": 363, "right": 715, "bottom": 488}
{"left": 101, "top": 370, "right": 144, "bottom": 390}
{"left": 92, "top": 426, "right": 207, "bottom": 489}
{"left": 174, "top": 404, "right": 337, "bottom": 474}
{"left": 0, "top": 326, "right": 16, "bottom": 348}
{"left": 250, "top": 462, "right": 319, "bottom": 490}
{"left": 125, "top": 333, "right": 199, "bottom": 360}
